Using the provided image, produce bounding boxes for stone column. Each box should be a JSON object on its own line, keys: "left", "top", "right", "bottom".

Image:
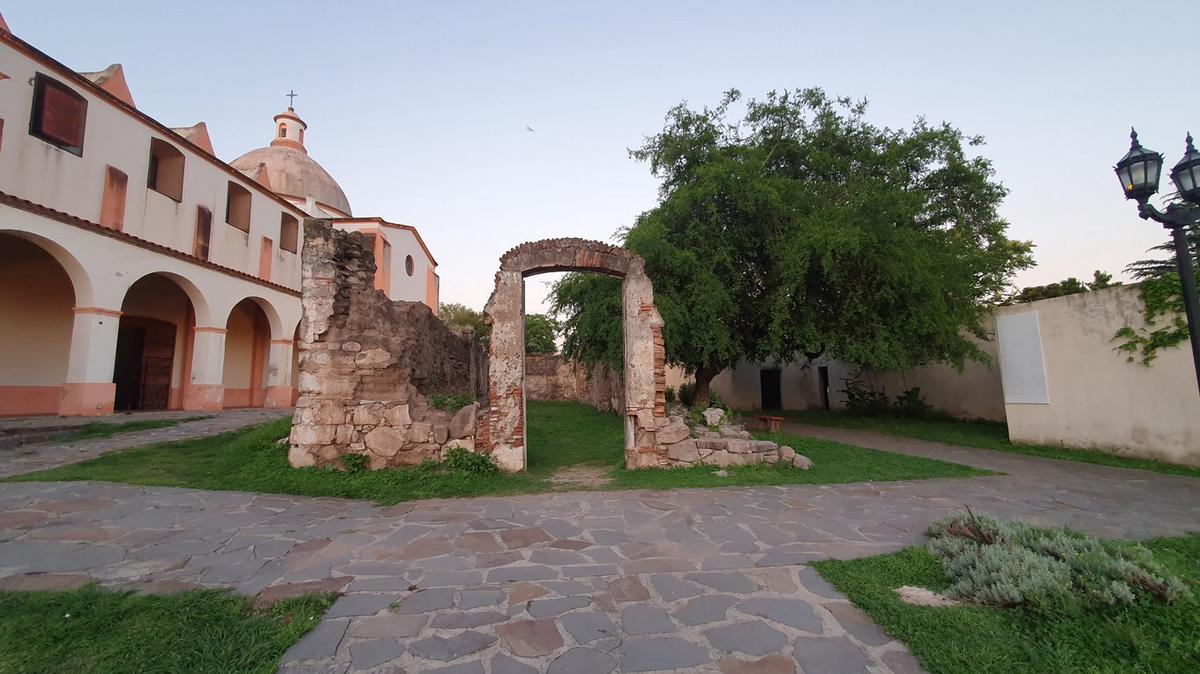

{"left": 263, "top": 338, "right": 295, "bottom": 408}
{"left": 58, "top": 307, "right": 121, "bottom": 416}
{"left": 483, "top": 270, "right": 526, "bottom": 472}
{"left": 621, "top": 262, "right": 667, "bottom": 468}
{"left": 183, "top": 326, "right": 226, "bottom": 411}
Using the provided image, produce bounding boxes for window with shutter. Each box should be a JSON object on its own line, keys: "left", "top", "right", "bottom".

{"left": 30, "top": 73, "right": 86, "bottom": 155}
{"left": 194, "top": 206, "right": 212, "bottom": 260}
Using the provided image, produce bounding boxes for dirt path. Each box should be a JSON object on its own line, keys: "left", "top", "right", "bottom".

{"left": 549, "top": 463, "right": 613, "bottom": 488}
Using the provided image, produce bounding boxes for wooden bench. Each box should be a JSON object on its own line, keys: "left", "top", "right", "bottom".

{"left": 755, "top": 415, "right": 784, "bottom": 432}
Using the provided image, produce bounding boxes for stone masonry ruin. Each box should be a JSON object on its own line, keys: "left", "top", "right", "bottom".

{"left": 482, "top": 239, "right": 668, "bottom": 471}
{"left": 290, "top": 228, "right": 798, "bottom": 473}
{"left": 289, "top": 220, "right": 485, "bottom": 469}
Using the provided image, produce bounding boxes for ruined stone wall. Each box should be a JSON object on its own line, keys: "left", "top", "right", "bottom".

{"left": 289, "top": 220, "right": 486, "bottom": 470}
{"left": 524, "top": 354, "right": 624, "bottom": 412}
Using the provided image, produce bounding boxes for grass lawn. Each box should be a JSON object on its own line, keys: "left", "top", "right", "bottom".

{"left": 813, "top": 533, "right": 1200, "bottom": 674}
{"left": 64, "top": 415, "right": 211, "bottom": 441}
{"left": 6, "top": 401, "right": 990, "bottom": 504}
{"left": 777, "top": 409, "right": 1200, "bottom": 479}
{"left": 0, "top": 586, "right": 333, "bottom": 674}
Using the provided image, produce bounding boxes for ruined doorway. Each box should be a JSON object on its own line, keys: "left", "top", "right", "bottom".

{"left": 760, "top": 368, "right": 782, "bottom": 410}
{"left": 483, "top": 239, "right": 666, "bottom": 472}
{"left": 113, "top": 317, "right": 175, "bottom": 411}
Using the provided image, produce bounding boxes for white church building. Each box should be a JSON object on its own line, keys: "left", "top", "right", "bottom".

{"left": 0, "top": 13, "right": 438, "bottom": 417}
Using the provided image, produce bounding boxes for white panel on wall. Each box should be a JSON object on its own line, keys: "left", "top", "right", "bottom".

{"left": 996, "top": 311, "right": 1050, "bottom": 405}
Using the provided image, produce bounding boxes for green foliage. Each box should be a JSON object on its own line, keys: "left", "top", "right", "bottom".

{"left": 524, "top": 313, "right": 559, "bottom": 355}
{"left": 429, "top": 392, "right": 475, "bottom": 411}
{"left": 340, "top": 454, "right": 368, "bottom": 473}
{"left": 664, "top": 386, "right": 677, "bottom": 403}
{"left": 708, "top": 390, "right": 725, "bottom": 410}
{"left": 841, "top": 378, "right": 892, "bottom": 416}
{"left": 1114, "top": 273, "right": 1190, "bottom": 365}
{"left": 893, "top": 387, "right": 935, "bottom": 418}
{"left": 550, "top": 88, "right": 1034, "bottom": 395}
{"left": 1125, "top": 218, "right": 1199, "bottom": 280}
{"left": 814, "top": 534, "right": 1200, "bottom": 674}
{"left": 926, "top": 512, "right": 1189, "bottom": 612}
{"left": 441, "top": 447, "right": 498, "bottom": 475}
{"left": 439, "top": 302, "right": 491, "bottom": 344}
{"left": 0, "top": 586, "right": 333, "bottom": 674}
{"left": 1003, "top": 270, "right": 1117, "bottom": 305}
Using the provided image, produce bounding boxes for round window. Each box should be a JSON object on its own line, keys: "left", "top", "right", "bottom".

{"left": 405, "top": 255, "right": 415, "bottom": 276}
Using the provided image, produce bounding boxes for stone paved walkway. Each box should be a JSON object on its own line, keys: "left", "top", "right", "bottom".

{"left": 0, "top": 408, "right": 290, "bottom": 478}
{"left": 1, "top": 426, "right": 1198, "bottom": 673}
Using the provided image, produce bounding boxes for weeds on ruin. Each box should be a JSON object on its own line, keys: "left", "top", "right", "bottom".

{"left": 442, "top": 447, "right": 498, "bottom": 475}
{"left": 429, "top": 392, "right": 476, "bottom": 412}
{"left": 926, "top": 510, "right": 1190, "bottom": 612}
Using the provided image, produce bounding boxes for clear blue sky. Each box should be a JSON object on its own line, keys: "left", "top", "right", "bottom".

{"left": 7, "top": 1, "right": 1197, "bottom": 312}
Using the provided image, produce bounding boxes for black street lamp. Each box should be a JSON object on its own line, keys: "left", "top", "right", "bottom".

{"left": 1115, "top": 129, "right": 1200, "bottom": 396}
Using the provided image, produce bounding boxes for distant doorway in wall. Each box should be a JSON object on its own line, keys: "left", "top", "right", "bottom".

{"left": 818, "top": 366, "right": 831, "bottom": 411}
{"left": 760, "top": 368, "right": 782, "bottom": 410}
{"left": 113, "top": 317, "right": 175, "bottom": 411}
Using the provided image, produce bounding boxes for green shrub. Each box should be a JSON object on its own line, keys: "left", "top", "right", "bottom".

{"left": 709, "top": 390, "right": 725, "bottom": 410}
{"left": 442, "top": 447, "right": 497, "bottom": 475}
{"left": 430, "top": 392, "right": 475, "bottom": 411}
{"left": 841, "top": 378, "right": 891, "bottom": 416}
{"left": 340, "top": 454, "right": 368, "bottom": 473}
{"left": 893, "top": 387, "right": 934, "bottom": 418}
{"left": 926, "top": 511, "right": 1190, "bottom": 612}
{"left": 665, "top": 386, "right": 677, "bottom": 404}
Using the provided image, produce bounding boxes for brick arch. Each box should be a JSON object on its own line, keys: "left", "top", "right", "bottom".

{"left": 483, "top": 238, "right": 667, "bottom": 471}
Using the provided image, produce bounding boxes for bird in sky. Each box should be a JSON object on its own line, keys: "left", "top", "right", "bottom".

{"left": 526, "top": 126, "right": 536, "bottom": 133}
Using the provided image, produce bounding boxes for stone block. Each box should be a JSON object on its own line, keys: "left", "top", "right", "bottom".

{"left": 779, "top": 446, "right": 796, "bottom": 462}
{"left": 288, "top": 446, "right": 316, "bottom": 467}
{"left": 666, "top": 440, "right": 700, "bottom": 463}
{"left": 354, "top": 348, "right": 392, "bottom": 368}
{"left": 335, "top": 424, "right": 354, "bottom": 444}
{"left": 352, "top": 404, "right": 381, "bottom": 426}
{"left": 701, "top": 407, "right": 725, "bottom": 426}
{"left": 445, "top": 437, "right": 475, "bottom": 451}
{"left": 724, "top": 439, "right": 752, "bottom": 454}
{"left": 290, "top": 424, "right": 336, "bottom": 445}
{"left": 433, "top": 424, "right": 450, "bottom": 444}
{"left": 792, "top": 454, "right": 813, "bottom": 470}
{"left": 365, "top": 427, "right": 404, "bottom": 458}
{"left": 407, "top": 421, "right": 432, "bottom": 443}
{"left": 657, "top": 419, "right": 690, "bottom": 445}
{"left": 449, "top": 403, "right": 478, "bottom": 439}
{"left": 384, "top": 404, "right": 411, "bottom": 426}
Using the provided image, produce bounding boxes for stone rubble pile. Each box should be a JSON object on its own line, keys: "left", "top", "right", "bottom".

{"left": 659, "top": 406, "right": 813, "bottom": 470}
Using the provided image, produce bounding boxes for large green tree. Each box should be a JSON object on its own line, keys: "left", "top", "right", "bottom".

{"left": 551, "top": 88, "right": 1033, "bottom": 404}
{"left": 524, "top": 314, "right": 559, "bottom": 355}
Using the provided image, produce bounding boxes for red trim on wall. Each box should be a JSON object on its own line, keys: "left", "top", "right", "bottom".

{"left": 0, "top": 191, "right": 300, "bottom": 297}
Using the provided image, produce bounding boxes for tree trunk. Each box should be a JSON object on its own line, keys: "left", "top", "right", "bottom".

{"left": 693, "top": 365, "right": 719, "bottom": 408}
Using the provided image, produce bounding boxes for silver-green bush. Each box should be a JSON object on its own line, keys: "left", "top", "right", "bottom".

{"left": 926, "top": 512, "right": 1190, "bottom": 611}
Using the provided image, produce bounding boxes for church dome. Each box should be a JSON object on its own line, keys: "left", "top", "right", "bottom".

{"left": 230, "top": 105, "right": 352, "bottom": 217}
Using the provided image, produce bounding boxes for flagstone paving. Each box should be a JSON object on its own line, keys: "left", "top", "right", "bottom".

{"left": 0, "top": 408, "right": 290, "bottom": 478}
{"left": 1, "top": 425, "right": 1199, "bottom": 673}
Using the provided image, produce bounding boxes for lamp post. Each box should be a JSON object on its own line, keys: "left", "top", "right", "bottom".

{"left": 1115, "top": 129, "right": 1200, "bottom": 396}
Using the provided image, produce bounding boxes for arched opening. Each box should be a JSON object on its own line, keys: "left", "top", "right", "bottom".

{"left": 115, "top": 273, "right": 197, "bottom": 411}
{"left": 484, "top": 239, "right": 665, "bottom": 471}
{"left": 0, "top": 233, "right": 77, "bottom": 416}
{"left": 222, "top": 298, "right": 272, "bottom": 408}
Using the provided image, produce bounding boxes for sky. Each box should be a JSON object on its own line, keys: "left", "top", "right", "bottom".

{"left": 6, "top": 1, "right": 1198, "bottom": 313}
